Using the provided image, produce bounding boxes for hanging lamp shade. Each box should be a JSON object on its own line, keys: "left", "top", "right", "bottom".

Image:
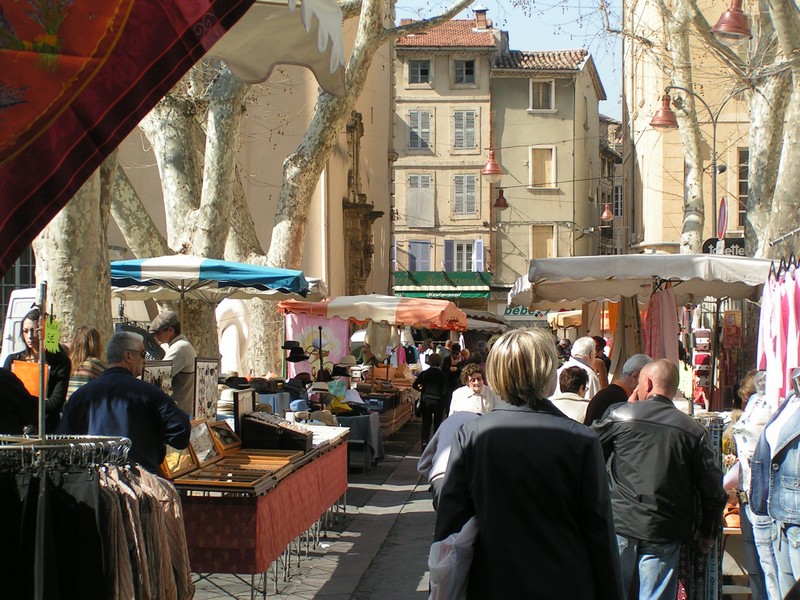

{"left": 601, "top": 203, "right": 614, "bottom": 222}
{"left": 711, "top": 0, "right": 752, "bottom": 46}
{"left": 493, "top": 188, "right": 509, "bottom": 210}
{"left": 481, "top": 150, "right": 504, "bottom": 184}
{"left": 650, "top": 94, "right": 679, "bottom": 132}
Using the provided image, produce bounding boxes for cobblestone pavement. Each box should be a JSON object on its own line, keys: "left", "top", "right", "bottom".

{"left": 192, "top": 418, "right": 434, "bottom": 599}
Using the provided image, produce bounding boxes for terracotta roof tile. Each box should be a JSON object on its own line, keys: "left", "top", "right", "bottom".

{"left": 397, "top": 20, "right": 497, "bottom": 48}
{"left": 493, "top": 49, "right": 588, "bottom": 71}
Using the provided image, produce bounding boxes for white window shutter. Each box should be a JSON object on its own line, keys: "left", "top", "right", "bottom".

{"left": 466, "top": 175, "right": 476, "bottom": 213}
{"left": 473, "top": 239, "right": 484, "bottom": 272}
{"left": 454, "top": 175, "right": 465, "bottom": 214}
{"left": 465, "top": 111, "right": 475, "bottom": 149}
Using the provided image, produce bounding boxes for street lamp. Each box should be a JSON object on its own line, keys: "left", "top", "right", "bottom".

{"left": 481, "top": 150, "right": 504, "bottom": 183}
{"left": 649, "top": 85, "right": 746, "bottom": 238}
{"left": 711, "top": 0, "right": 753, "bottom": 47}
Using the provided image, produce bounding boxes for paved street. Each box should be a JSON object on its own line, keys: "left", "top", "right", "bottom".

{"left": 192, "top": 419, "right": 433, "bottom": 599}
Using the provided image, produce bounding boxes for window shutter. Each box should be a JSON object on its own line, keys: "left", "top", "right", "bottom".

{"left": 473, "top": 239, "right": 484, "bottom": 272}
{"left": 392, "top": 239, "right": 397, "bottom": 271}
{"left": 409, "top": 111, "right": 419, "bottom": 148}
{"left": 466, "top": 174, "right": 476, "bottom": 213}
{"left": 407, "top": 174, "right": 434, "bottom": 227}
{"left": 454, "top": 113, "right": 464, "bottom": 149}
{"left": 420, "top": 111, "right": 430, "bottom": 148}
{"left": 454, "top": 175, "right": 465, "bottom": 214}
{"left": 443, "top": 240, "right": 455, "bottom": 271}
{"left": 465, "top": 111, "right": 475, "bottom": 149}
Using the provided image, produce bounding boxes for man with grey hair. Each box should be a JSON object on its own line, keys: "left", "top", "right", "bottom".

{"left": 583, "top": 353, "right": 653, "bottom": 425}
{"left": 57, "top": 331, "right": 191, "bottom": 474}
{"left": 552, "top": 336, "right": 600, "bottom": 399}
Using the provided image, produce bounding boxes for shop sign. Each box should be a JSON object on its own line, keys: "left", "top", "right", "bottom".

{"left": 702, "top": 237, "right": 745, "bottom": 256}
{"left": 501, "top": 305, "right": 549, "bottom": 321}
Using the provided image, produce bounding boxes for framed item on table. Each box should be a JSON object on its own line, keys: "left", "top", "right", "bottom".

{"left": 209, "top": 420, "right": 241, "bottom": 452}
{"left": 189, "top": 420, "right": 221, "bottom": 467}
{"left": 142, "top": 360, "right": 173, "bottom": 397}
{"left": 194, "top": 358, "right": 220, "bottom": 421}
{"left": 161, "top": 444, "right": 198, "bottom": 479}
{"left": 232, "top": 388, "right": 257, "bottom": 434}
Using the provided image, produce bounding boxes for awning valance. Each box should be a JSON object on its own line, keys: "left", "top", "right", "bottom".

{"left": 393, "top": 271, "right": 491, "bottom": 298}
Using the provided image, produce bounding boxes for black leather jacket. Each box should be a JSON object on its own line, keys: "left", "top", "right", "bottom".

{"left": 592, "top": 395, "right": 726, "bottom": 543}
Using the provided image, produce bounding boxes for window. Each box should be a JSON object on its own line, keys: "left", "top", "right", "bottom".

{"left": 453, "top": 174, "right": 477, "bottom": 215}
{"left": 613, "top": 185, "right": 623, "bottom": 217}
{"left": 453, "top": 111, "right": 476, "bottom": 150}
{"left": 454, "top": 60, "right": 475, "bottom": 84}
{"left": 444, "top": 239, "right": 483, "bottom": 271}
{"left": 529, "top": 147, "right": 555, "bottom": 188}
{"left": 409, "top": 60, "right": 430, "bottom": 84}
{"left": 0, "top": 246, "right": 35, "bottom": 333}
{"left": 408, "top": 111, "right": 431, "bottom": 150}
{"left": 529, "top": 226, "right": 554, "bottom": 259}
{"left": 738, "top": 148, "right": 749, "bottom": 228}
{"left": 529, "top": 80, "right": 554, "bottom": 111}
{"left": 408, "top": 240, "right": 431, "bottom": 271}
{"left": 406, "top": 174, "right": 434, "bottom": 228}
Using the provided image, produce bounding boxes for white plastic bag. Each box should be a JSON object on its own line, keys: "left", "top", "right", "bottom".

{"left": 428, "top": 516, "right": 478, "bottom": 600}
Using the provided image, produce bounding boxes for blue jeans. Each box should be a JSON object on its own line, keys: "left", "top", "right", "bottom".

{"left": 617, "top": 534, "right": 681, "bottom": 600}
{"left": 773, "top": 522, "right": 800, "bottom": 599}
{"left": 747, "top": 505, "right": 783, "bottom": 600}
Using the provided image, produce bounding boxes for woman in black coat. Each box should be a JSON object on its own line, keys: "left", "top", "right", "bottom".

{"left": 434, "top": 328, "right": 623, "bottom": 600}
{"left": 3, "top": 308, "right": 71, "bottom": 433}
{"left": 412, "top": 352, "right": 449, "bottom": 448}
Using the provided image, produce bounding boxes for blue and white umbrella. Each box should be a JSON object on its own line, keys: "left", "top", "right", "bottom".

{"left": 111, "top": 255, "right": 315, "bottom": 308}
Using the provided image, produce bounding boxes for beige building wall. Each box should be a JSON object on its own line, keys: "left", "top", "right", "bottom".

{"left": 114, "top": 17, "right": 393, "bottom": 296}
{"left": 622, "top": 0, "right": 751, "bottom": 252}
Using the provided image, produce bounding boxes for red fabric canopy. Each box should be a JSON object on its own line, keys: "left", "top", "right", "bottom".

{"left": 0, "top": 0, "right": 255, "bottom": 275}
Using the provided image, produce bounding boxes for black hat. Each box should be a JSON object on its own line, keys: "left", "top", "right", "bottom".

{"left": 331, "top": 365, "right": 349, "bottom": 377}
{"left": 286, "top": 347, "right": 309, "bottom": 362}
{"left": 282, "top": 340, "right": 301, "bottom": 350}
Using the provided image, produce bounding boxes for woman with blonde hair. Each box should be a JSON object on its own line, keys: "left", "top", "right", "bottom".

{"left": 434, "top": 328, "right": 622, "bottom": 599}
{"left": 66, "top": 326, "right": 106, "bottom": 401}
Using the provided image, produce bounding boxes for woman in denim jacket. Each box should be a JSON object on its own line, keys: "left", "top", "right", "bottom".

{"left": 751, "top": 390, "right": 800, "bottom": 598}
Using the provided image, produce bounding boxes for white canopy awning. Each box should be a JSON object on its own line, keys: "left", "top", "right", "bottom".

{"left": 207, "top": 0, "right": 346, "bottom": 97}
{"left": 509, "top": 254, "right": 773, "bottom": 307}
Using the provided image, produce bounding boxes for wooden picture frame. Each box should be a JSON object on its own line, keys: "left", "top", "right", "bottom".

{"left": 142, "top": 360, "right": 173, "bottom": 397}
{"left": 194, "top": 357, "right": 220, "bottom": 421}
{"left": 161, "top": 444, "right": 198, "bottom": 479}
{"left": 232, "top": 388, "right": 257, "bottom": 434}
{"left": 188, "top": 420, "right": 221, "bottom": 467}
{"left": 209, "top": 420, "right": 241, "bottom": 452}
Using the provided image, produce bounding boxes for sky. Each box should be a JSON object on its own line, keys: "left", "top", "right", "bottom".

{"left": 395, "top": 0, "right": 623, "bottom": 120}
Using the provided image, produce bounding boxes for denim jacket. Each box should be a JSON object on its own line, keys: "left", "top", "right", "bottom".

{"left": 750, "top": 394, "right": 800, "bottom": 523}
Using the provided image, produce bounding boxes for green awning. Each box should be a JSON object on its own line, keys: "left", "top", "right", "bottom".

{"left": 393, "top": 271, "right": 491, "bottom": 299}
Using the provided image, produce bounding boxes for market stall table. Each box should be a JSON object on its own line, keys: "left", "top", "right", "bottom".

{"left": 338, "top": 412, "right": 384, "bottom": 471}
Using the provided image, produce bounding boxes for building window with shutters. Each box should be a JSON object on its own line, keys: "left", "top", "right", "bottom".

{"left": 529, "top": 146, "right": 556, "bottom": 188}
{"left": 444, "top": 239, "right": 484, "bottom": 272}
{"left": 453, "top": 59, "right": 475, "bottom": 84}
{"left": 408, "top": 240, "right": 431, "bottom": 271}
{"left": 453, "top": 174, "right": 477, "bottom": 216}
{"left": 406, "top": 173, "right": 435, "bottom": 228}
{"left": 408, "top": 59, "right": 431, "bottom": 84}
{"left": 738, "top": 148, "right": 748, "bottom": 229}
{"left": 408, "top": 110, "right": 431, "bottom": 150}
{"left": 613, "top": 185, "right": 622, "bottom": 217}
{"left": 453, "top": 110, "right": 477, "bottom": 151}
{"left": 528, "top": 79, "right": 555, "bottom": 112}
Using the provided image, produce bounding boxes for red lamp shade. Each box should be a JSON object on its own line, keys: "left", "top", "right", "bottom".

{"left": 493, "top": 188, "right": 509, "bottom": 210}
{"left": 601, "top": 203, "right": 614, "bottom": 222}
{"left": 650, "top": 94, "right": 679, "bottom": 132}
{"left": 712, "top": 0, "right": 752, "bottom": 46}
{"left": 481, "top": 149, "right": 504, "bottom": 184}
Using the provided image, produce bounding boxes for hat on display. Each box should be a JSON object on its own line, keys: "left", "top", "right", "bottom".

{"left": 149, "top": 310, "right": 180, "bottom": 333}
{"left": 331, "top": 365, "right": 349, "bottom": 377}
{"left": 282, "top": 340, "right": 301, "bottom": 350}
{"left": 310, "top": 381, "right": 329, "bottom": 393}
{"left": 286, "top": 347, "right": 310, "bottom": 362}
{"left": 337, "top": 355, "right": 357, "bottom": 367}
{"left": 344, "top": 389, "right": 365, "bottom": 405}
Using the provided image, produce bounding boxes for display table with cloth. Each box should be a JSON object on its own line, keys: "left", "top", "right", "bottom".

{"left": 182, "top": 443, "right": 347, "bottom": 574}
{"left": 338, "top": 413, "right": 384, "bottom": 470}
{"left": 256, "top": 392, "right": 292, "bottom": 414}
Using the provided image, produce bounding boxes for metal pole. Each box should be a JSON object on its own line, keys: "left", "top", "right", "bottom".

{"left": 37, "top": 281, "right": 47, "bottom": 441}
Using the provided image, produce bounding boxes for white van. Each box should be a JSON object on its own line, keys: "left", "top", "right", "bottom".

{"left": 0, "top": 288, "right": 37, "bottom": 367}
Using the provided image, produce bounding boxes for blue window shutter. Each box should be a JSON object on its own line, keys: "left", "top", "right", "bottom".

{"left": 444, "top": 240, "right": 455, "bottom": 271}
{"left": 473, "top": 239, "right": 484, "bottom": 272}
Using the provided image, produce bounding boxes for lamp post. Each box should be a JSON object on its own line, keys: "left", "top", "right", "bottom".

{"left": 649, "top": 85, "right": 747, "bottom": 239}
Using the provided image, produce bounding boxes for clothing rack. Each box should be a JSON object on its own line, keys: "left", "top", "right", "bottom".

{"left": 768, "top": 251, "right": 797, "bottom": 279}
{"left": 0, "top": 434, "right": 132, "bottom": 467}
{"left": 768, "top": 226, "right": 800, "bottom": 247}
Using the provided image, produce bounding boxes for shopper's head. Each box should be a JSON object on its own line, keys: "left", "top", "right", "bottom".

{"left": 20, "top": 307, "right": 41, "bottom": 353}
{"left": 426, "top": 353, "right": 442, "bottom": 368}
{"left": 570, "top": 337, "right": 596, "bottom": 361}
{"left": 106, "top": 331, "right": 146, "bottom": 377}
{"left": 461, "top": 363, "right": 485, "bottom": 393}
{"left": 70, "top": 326, "right": 104, "bottom": 371}
{"left": 559, "top": 366, "right": 588, "bottom": 395}
{"left": 486, "top": 328, "right": 558, "bottom": 407}
{"left": 636, "top": 359, "right": 679, "bottom": 400}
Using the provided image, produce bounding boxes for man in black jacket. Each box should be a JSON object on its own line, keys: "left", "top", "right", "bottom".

{"left": 592, "top": 359, "right": 726, "bottom": 600}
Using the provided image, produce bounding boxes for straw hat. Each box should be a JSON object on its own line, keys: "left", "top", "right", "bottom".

{"left": 337, "top": 355, "right": 357, "bottom": 367}
{"left": 310, "top": 381, "right": 329, "bottom": 393}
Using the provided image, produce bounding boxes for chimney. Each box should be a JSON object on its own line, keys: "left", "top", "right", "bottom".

{"left": 473, "top": 5, "right": 489, "bottom": 29}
